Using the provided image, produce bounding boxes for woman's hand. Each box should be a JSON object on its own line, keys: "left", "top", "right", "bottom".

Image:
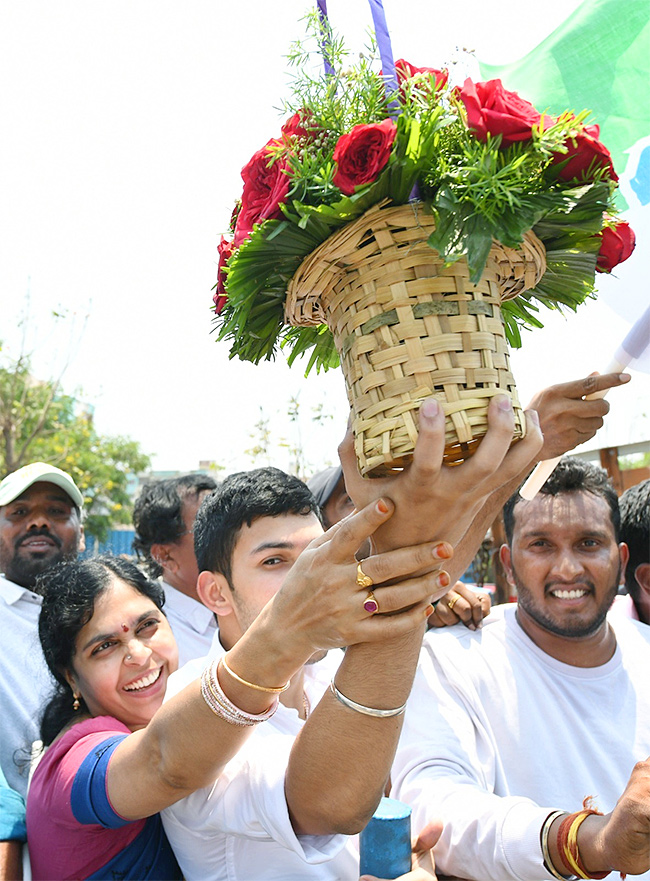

{"left": 265, "top": 498, "right": 453, "bottom": 662}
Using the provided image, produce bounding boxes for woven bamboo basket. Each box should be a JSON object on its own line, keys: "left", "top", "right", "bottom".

{"left": 285, "top": 201, "right": 547, "bottom": 476}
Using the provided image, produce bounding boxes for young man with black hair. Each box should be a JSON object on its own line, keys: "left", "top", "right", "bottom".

{"left": 392, "top": 456, "right": 650, "bottom": 881}
{"left": 133, "top": 473, "right": 218, "bottom": 664}
{"left": 161, "top": 397, "right": 544, "bottom": 880}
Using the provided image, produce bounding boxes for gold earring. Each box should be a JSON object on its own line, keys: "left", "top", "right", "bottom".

{"left": 73, "top": 693, "right": 80, "bottom": 711}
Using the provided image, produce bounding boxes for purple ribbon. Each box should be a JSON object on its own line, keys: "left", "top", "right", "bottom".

{"left": 367, "top": 0, "right": 398, "bottom": 104}
{"left": 316, "top": 0, "right": 335, "bottom": 77}
{"left": 316, "top": 0, "right": 398, "bottom": 113}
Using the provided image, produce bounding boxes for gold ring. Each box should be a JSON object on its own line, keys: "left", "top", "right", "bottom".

{"left": 356, "top": 562, "right": 374, "bottom": 589}
{"left": 447, "top": 595, "right": 459, "bottom": 611}
{"left": 363, "top": 591, "right": 379, "bottom": 614}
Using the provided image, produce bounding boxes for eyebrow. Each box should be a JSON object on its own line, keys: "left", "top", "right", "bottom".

{"left": 249, "top": 541, "right": 296, "bottom": 557}
{"left": 81, "top": 610, "right": 157, "bottom": 652}
{"left": 11, "top": 493, "right": 72, "bottom": 505}
{"left": 519, "top": 528, "right": 612, "bottom": 541}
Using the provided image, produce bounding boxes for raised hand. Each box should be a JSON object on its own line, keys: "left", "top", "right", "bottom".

{"left": 263, "top": 497, "right": 453, "bottom": 663}
{"left": 340, "top": 395, "right": 543, "bottom": 555}
{"left": 527, "top": 372, "right": 630, "bottom": 460}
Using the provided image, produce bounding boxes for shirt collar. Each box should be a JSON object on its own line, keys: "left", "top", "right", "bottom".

{"left": 161, "top": 581, "right": 216, "bottom": 634}
{"left": 0, "top": 573, "right": 43, "bottom": 606}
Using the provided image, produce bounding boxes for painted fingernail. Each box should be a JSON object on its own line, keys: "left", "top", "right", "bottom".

{"left": 376, "top": 499, "right": 389, "bottom": 514}
{"left": 436, "top": 571, "right": 450, "bottom": 589}
{"left": 425, "top": 604, "right": 434, "bottom": 617}
{"left": 420, "top": 398, "right": 439, "bottom": 419}
{"left": 496, "top": 394, "right": 512, "bottom": 411}
{"left": 433, "top": 542, "right": 453, "bottom": 560}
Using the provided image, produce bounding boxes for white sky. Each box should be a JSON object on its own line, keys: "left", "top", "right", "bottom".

{"left": 1, "top": 0, "right": 648, "bottom": 477}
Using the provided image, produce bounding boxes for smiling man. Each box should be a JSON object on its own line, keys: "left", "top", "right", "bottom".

{"left": 392, "top": 456, "right": 650, "bottom": 881}
{"left": 0, "top": 462, "right": 84, "bottom": 796}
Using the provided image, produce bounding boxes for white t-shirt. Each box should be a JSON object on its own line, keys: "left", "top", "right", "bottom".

{"left": 0, "top": 574, "right": 52, "bottom": 797}
{"left": 161, "top": 580, "right": 217, "bottom": 666}
{"left": 161, "top": 636, "right": 358, "bottom": 881}
{"left": 392, "top": 604, "right": 650, "bottom": 881}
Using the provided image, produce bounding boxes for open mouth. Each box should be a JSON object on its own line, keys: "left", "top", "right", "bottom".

{"left": 549, "top": 588, "right": 589, "bottom": 600}
{"left": 123, "top": 667, "right": 163, "bottom": 693}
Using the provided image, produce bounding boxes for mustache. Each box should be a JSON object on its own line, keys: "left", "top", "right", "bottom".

{"left": 545, "top": 579, "right": 596, "bottom": 594}
{"left": 16, "top": 528, "right": 62, "bottom": 550}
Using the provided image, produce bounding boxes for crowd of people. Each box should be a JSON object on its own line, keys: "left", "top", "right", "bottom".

{"left": 1, "top": 371, "right": 649, "bottom": 881}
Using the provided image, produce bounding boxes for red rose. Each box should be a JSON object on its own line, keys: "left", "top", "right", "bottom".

{"left": 551, "top": 124, "right": 618, "bottom": 183}
{"left": 458, "top": 78, "right": 548, "bottom": 146}
{"left": 394, "top": 58, "right": 448, "bottom": 92}
{"left": 332, "top": 119, "right": 397, "bottom": 195}
{"left": 234, "top": 139, "right": 291, "bottom": 246}
{"left": 596, "top": 221, "right": 635, "bottom": 273}
{"left": 213, "top": 236, "right": 234, "bottom": 314}
{"left": 281, "top": 109, "right": 318, "bottom": 141}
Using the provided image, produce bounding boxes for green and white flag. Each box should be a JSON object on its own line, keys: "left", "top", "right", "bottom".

{"left": 480, "top": 0, "right": 650, "bottom": 368}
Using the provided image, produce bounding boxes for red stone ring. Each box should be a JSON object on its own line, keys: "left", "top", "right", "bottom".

{"left": 363, "top": 591, "right": 379, "bottom": 614}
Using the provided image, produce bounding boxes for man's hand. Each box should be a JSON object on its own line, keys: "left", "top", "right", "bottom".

{"left": 340, "top": 395, "right": 542, "bottom": 555}
{"left": 427, "top": 583, "right": 491, "bottom": 631}
{"left": 548, "top": 759, "right": 650, "bottom": 877}
{"left": 360, "top": 820, "right": 443, "bottom": 881}
{"left": 528, "top": 372, "right": 630, "bottom": 460}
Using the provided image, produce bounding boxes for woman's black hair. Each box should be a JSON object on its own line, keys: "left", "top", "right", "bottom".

{"left": 37, "top": 555, "right": 165, "bottom": 746}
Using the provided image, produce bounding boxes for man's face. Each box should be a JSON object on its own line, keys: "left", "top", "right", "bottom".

{"left": 226, "top": 511, "right": 324, "bottom": 638}
{"left": 501, "top": 490, "right": 627, "bottom": 642}
{"left": 165, "top": 491, "right": 211, "bottom": 598}
{"left": 322, "top": 476, "right": 355, "bottom": 530}
{"left": 0, "top": 481, "right": 83, "bottom": 589}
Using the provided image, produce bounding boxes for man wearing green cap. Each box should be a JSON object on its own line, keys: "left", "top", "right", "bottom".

{"left": 0, "top": 462, "right": 85, "bottom": 798}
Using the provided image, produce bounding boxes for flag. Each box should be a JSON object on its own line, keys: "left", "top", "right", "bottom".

{"left": 479, "top": 0, "right": 650, "bottom": 372}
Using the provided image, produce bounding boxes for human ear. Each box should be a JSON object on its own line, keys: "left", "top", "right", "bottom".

{"left": 635, "top": 562, "right": 650, "bottom": 595}
{"left": 151, "top": 543, "right": 176, "bottom": 575}
{"left": 499, "top": 544, "right": 516, "bottom": 587}
{"left": 618, "top": 542, "right": 630, "bottom": 585}
{"left": 197, "top": 570, "right": 234, "bottom": 617}
{"left": 78, "top": 524, "right": 86, "bottom": 554}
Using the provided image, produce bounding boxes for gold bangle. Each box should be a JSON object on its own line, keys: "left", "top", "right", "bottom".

{"left": 221, "top": 655, "right": 290, "bottom": 694}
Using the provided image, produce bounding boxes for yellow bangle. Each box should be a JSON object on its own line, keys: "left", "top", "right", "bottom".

{"left": 221, "top": 655, "right": 290, "bottom": 694}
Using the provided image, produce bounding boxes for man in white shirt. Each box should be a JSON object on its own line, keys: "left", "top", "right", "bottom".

{"left": 162, "top": 395, "right": 546, "bottom": 881}
{"left": 392, "top": 456, "right": 650, "bottom": 881}
{"left": 0, "top": 462, "right": 84, "bottom": 796}
{"left": 133, "top": 473, "right": 218, "bottom": 665}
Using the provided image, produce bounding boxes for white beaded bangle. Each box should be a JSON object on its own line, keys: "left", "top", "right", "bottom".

{"left": 200, "top": 659, "right": 278, "bottom": 726}
{"left": 330, "top": 678, "right": 407, "bottom": 718}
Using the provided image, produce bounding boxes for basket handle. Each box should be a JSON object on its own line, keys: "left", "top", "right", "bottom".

{"left": 316, "top": 0, "right": 398, "bottom": 103}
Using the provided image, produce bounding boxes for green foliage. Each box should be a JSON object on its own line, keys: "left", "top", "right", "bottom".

{"left": 0, "top": 351, "right": 150, "bottom": 542}
{"left": 216, "top": 16, "right": 622, "bottom": 374}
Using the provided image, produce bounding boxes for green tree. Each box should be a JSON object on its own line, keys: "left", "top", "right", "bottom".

{"left": 0, "top": 347, "right": 150, "bottom": 542}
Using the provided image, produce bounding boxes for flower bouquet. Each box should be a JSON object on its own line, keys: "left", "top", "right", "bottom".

{"left": 213, "top": 11, "right": 634, "bottom": 476}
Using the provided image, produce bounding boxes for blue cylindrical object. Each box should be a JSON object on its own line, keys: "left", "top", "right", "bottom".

{"left": 359, "top": 796, "right": 412, "bottom": 879}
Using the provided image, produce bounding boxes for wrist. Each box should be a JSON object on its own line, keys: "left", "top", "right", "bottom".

{"left": 547, "top": 811, "right": 610, "bottom": 880}
{"left": 231, "top": 602, "right": 314, "bottom": 684}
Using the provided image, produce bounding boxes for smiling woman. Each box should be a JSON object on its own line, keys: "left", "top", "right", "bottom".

{"left": 24, "top": 491, "right": 446, "bottom": 881}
